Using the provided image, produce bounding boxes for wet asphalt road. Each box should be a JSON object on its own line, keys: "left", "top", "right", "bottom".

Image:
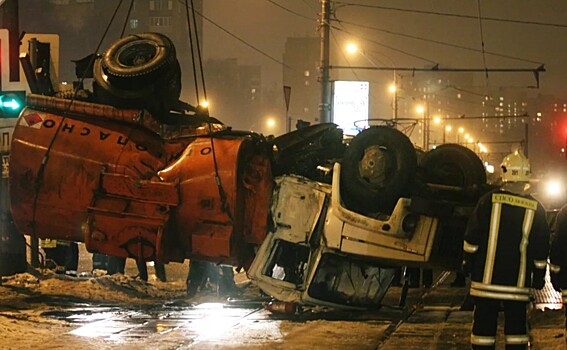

{"left": 16, "top": 270, "right": 567, "bottom": 349}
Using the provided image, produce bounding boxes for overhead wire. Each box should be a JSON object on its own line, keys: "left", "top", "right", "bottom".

{"left": 175, "top": 0, "right": 290, "bottom": 68}
{"left": 334, "top": 2, "right": 567, "bottom": 29}
{"left": 330, "top": 29, "right": 360, "bottom": 80}
{"left": 332, "top": 17, "right": 543, "bottom": 65}
{"left": 301, "top": 0, "right": 318, "bottom": 12}
{"left": 120, "top": 0, "right": 135, "bottom": 38}
{"left": 191, "top": 0, "right": 208, "bottom": 103}
{"left": 266, "top": 0, "right": 316, "bottom": 20}
{"left": 32, "top": 0, "right": 127, "bottom": 237}
{"left": 182, "top": 0, "right": 233, "bottom": 222}
{"left": 476, "top": 0, "right": 489, "bottom": 83}
{"left": 331, "top": 24, "right": 438, "bottom": 65}
{"left": 184, "top": 0, "right": 201, "bottom": 104}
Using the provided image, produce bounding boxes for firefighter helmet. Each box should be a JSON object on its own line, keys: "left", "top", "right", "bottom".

{"left": 501, "top": 151, "right": 531, "bottom": 182}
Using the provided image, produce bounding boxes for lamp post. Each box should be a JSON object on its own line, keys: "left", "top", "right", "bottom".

{"left": 389, "top": 80, "right": 398, "bottom": 120}
{"left": 416, "top": 104, "right": 429, "bottom": 150}
{"left": 457, "top": 127, "right": 464, "bottom": 144}
{"left": 444, "top": 125, "right": 452, "bottom": 144}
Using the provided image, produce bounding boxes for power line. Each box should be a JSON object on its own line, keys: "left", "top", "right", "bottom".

{"left": 332, "top": 17, "right": 543, "bottom": 65}
{"left": 266, "top": 0, "right": 316, "bottom": 20}
{"left": 330, "top": 29, "right": 360, "bottom": 80}
{"left": 176, "top": 0, "right": 290, "bottom": 68}
{"left": 332, "top": 24, "right": 438, "bottom": 64}
{"left": 334, "top": 2, "right": 567, "bottom": 29}
{"left": 476, "top": 0, "right": 489, "bottom": 84}
{"left": 301, "top": 0, "right": 318, "bottom": 12}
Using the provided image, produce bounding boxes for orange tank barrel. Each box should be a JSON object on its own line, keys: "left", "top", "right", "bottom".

{"left": 9, "top": 95, "right": 273, "bottom": 265}
{"left": 10, "top": 106, "right": 167, "bottom": 239}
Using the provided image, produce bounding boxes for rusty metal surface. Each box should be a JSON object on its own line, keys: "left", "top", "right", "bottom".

{"left": 9, "top": 100, "right": 273, "bottom": 266}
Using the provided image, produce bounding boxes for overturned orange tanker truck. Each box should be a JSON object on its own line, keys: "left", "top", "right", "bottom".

{"left": 8, "top": 32, "right": 490, "bottom": 309}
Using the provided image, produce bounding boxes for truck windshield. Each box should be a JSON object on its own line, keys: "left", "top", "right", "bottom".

{"left": 307, "top": 253, "right": 395, "bottom": 308}
{"left": 262, "top": 239, "right": 310, "bottom": 286}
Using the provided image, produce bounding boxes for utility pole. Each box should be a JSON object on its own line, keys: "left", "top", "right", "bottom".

{"left": 318, "top": 0, "right": 331, "bottom": 123}
{"left": 0, "top": 0, "right": 28, "bottom": 277}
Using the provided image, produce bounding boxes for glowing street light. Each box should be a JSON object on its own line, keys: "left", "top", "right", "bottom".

{"left": 266, "top": 118, "right": 276, "bottom": 129}
{"left": 456, "top": 127, "right": 465, "bottom": 144}
{"left": 346, "top": 41, "right": 398, "bottom": 119}
{"left": 346, "top": 42, "right": 359, "bottom": 54}
{"left": 443, "top": 125, "right": 452, "bottom": 144}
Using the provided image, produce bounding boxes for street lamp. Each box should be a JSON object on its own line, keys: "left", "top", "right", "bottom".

{"left": 346, "top": 42, "right": 398, "bottom": 119}
{"left": 266, "top": 118, "right": 276, "bottom": 129}
{"left": 457, "top": 127, "right": 464, "bottom": 144}
{"left": 444, "top": 125, "right": 452, "bottom": 144}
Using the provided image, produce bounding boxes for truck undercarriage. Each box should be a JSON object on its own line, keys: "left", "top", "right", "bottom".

{"left": 7, "top": 32, "right": 491, "bottom": 310}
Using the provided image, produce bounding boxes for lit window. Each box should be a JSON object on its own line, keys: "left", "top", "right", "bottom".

{"left": 305, "top": 81, "right": 309, "bottom": 86}
{"left": 129, "top": 19, "right": 139, "bottom": 29}
{"left": 304, "top": 70, "right": 310, "bottom": 77}
{"left": 457, "top": 93, "right": 461, "bottom": 99}
{"left": 149, "top": 16, "right": 171, "bottom": 27}
{"left": 150, "top": 0, "right": 173, "bottom": 11}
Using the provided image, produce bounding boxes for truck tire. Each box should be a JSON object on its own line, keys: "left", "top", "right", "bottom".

{"left": 341, "top": 126, "right": 417, "bottom": 214}
{"left": 93, "top": 54, "right": 181, "bottom": 118}
{"left": 420, "top": 143, "right": 486, "bottom": 188}
{"left": 101, "top": 32, "right": 177, "bottom": 87}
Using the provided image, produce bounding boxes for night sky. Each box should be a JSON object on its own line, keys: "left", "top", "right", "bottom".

{"left": 203, "top": 0, "right": 567, "bottom": 97}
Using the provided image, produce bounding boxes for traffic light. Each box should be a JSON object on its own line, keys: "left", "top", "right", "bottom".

{"left": 0, "top": 91, "right": 25, "bottom": 118}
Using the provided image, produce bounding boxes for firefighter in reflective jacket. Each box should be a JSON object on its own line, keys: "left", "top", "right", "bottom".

{"left": 463, "top": 151, "right": 550, "bottom": 350}
{"left": 549, "top": 203, "right": 567, "bottom": 329}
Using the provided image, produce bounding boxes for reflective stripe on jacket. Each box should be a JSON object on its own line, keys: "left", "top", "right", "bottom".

{"left": 463, "top": 189, "right": 550, "bottom": 301}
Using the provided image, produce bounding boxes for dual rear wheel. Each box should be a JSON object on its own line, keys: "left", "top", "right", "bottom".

{"left": 340, "top": 126, "right": 486, "bottom": 214}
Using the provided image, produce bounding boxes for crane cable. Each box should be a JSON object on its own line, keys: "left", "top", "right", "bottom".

{"left": 183, "top": 0, "right": 233, "bottom": 223}
{"left": 30, "top": 0, "right": 127, "bottom": 238}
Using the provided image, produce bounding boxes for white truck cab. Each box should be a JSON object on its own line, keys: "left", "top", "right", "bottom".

{"left": 248, "top": 163, "right": 460, "bottom": 310}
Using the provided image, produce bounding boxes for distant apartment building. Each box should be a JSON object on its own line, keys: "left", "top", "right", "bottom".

{"left": 22, "top": 0, "right": 203, "bottom": 100}
{"left": 282, "top": 37, "right": 320, "bottom": 127}
{"left": 203, "top": 58, "right": 262, "bottom": 129}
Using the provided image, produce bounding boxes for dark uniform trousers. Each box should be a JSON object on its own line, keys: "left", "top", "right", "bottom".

{"left": 549, "top": 204, "right": 567, "bottom": 332}
{"left": 464, "top": 190, "right": 550, "bottom": 350}
{"left": 472, "top": 298, "right": 529, "bottom": 350}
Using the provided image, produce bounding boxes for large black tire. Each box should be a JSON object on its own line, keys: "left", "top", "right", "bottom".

{"left": 419, "top": 143, "right": 486, "bottom": 188}
{"left": 93, "top": 57, "right": 153, "bottom": 102}
{"left": 101, "top": 32, "right": 177, "bottom": 87}
{"left": 341, "top": 126, "right": 417, "bottom": 214}
{"left": 93, "top": 55, "right": 182, "bottom": 119}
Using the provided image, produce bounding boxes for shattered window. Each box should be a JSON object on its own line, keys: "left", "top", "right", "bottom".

{"left": 262, "top": 240, "right": 310, "bottom": 286}
{"left": 307, "top": 253, "right": 395, "bottom": 308}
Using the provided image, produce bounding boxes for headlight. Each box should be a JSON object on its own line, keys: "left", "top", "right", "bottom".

{"left": 545, "top": 179, "right": 564, "bottom": 199}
